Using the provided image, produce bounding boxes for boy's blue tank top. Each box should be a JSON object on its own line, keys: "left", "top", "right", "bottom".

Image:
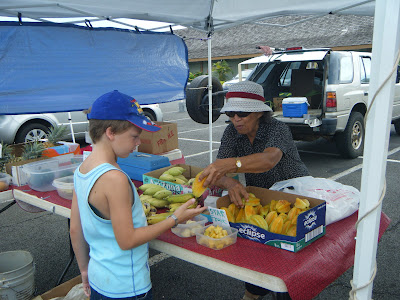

{"left": 74, "top": 163, "right": 151, "bottom": 298}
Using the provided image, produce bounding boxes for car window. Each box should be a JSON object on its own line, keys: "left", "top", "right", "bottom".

{"left": 360, "top": 56, "right": 371, "bottom": 84}
{"left": 279, "top": 62, "right": 301, "bottom": 87}
{"left": 339, "top": 55, "right": 354, "bottom": 83}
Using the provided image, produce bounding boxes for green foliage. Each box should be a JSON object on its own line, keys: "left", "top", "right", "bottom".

{"left": 188, "top": 71, "right": 204, "bottom": 82}
{"left": 212, "top": 60, "right": 233, "bottom": 82}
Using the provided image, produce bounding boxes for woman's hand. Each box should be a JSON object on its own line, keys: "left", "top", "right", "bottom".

{"left": 200, "top": 158, "right": 236, "bottom": 187}
{"left": 173, "top": 198, "right": 207, "bottom": 224}
{"left": 224, "top": 178, "right": 249, "bottom": 207}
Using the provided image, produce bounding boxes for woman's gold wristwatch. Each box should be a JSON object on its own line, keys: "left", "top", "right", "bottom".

{"left": 235, "top": 158, "right": 242, "bottom": 173}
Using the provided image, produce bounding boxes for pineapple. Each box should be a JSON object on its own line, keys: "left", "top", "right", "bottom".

{"left": 21, "top": 141, "right": 46, "bottom": 160}
{"left": 42, "top": 125, "right": 68, "bottom": 148}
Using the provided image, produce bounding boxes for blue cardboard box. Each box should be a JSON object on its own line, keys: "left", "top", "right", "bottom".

{"left": 282, "top": 97, "right": 309, "bottom": 117}
{"left": 117, "top": 152, "right": 170, "bottom": 181}
{"left": 217, "top": 186, "right": 326, "bottom": 252}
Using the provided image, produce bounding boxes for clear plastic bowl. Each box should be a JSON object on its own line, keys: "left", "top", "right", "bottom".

{"left": 52, "top": 175, "right": 74, "bottom": 200}
{"left": 0, "top": 172, "right": 12, "bottom": 191}
{"left": 171, "top": 215, "right": 208, "bottom": 238}
{"left": 196, "top": 224, "right": 238, "bottom": 250}
{"left": 22, "top": 155, "right": 82, "bottom": 192}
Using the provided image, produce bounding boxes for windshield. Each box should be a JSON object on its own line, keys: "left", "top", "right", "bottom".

{"left": 233, "top": 68, "right": 253, "bottom": 80}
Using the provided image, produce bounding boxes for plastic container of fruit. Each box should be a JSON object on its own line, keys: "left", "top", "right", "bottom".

{"left": 52, "top": 175, "right": 74, "bottom": 200}
{"left": 196, "top": 224, "right": 238, "bottom": 250}
{"left": 22, "top": 155, "right": 83, "bottom": 192}
{"left": 0, "top": 172, "right": 12, "bottom": 191}
{"left": 171, "top": 215, "right": 208, "bottom": 238}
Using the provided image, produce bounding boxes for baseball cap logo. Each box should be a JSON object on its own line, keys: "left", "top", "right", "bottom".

{"left": 131, "top": 98, "right": 143, "bottom": 114}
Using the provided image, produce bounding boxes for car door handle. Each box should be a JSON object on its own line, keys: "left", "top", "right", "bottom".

{"left": 364, "top": 92, "right": 368, "bottom": 96}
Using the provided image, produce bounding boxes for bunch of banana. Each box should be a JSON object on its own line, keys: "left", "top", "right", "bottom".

{"left": 138, "top": 183, "right": 173, "bottom": 209}
{"left": 158, "top": 166, "right": 190, "bottom": 185}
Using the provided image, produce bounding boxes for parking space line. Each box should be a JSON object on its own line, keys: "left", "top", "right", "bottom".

{"left": 329, "top": 146, "right": 400, "bottom": 180}
{"left": 179, "top": 137, "right": 221, "bottom": 144}
{"left": 185, "top": 149, "right": 219, "bottom": 158}
{"left": 179, "top": 124, "right": 227, "bottom": 134}
{"left": 149, "top": 252, "right": 170, "bottom": 266}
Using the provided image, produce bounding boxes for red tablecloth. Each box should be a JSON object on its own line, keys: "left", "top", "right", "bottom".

{"left": 13, "top": 185, "right": 391, "bottom": 300}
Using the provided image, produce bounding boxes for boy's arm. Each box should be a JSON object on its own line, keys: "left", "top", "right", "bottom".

{"left": 105, "top": 171, "right": 206, "bottom": 250}
{"left": 70, "top": 190, "right": 91, "bottom": 297}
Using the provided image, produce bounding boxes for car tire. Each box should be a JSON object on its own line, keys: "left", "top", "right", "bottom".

{"left": 186, "top": 75, "right": 224, "bottom": 124}
{"left": 394, "top": 118, "right": 400, "bottom": 135}
{"left": 15, "top": 123, "right": 50, "bottom": 144}
{"left": 335, "top": 112, "right": 365, "bottom": 158}
{"left": 143, "top": 109, "right": 156, "bottom": 121}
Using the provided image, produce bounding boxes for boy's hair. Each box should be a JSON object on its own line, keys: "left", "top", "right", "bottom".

{"left": 89, "top": 119, "right": 136, "bottom": 144}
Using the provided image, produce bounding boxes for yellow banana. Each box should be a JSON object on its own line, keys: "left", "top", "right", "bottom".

{"left": 159, "top": 173, "right": 176, "bottom": 182}
{"left": 138, "top": 183, "right": 162, "bottom": 192}
{"left": 167, "top": 166, "right": 185, "bottom": 176}
{"left": 148, "top": 198, "right": 169, "bottom": 208}
{"left": 143, "top": 185, "right": 164, "bottom": 196}
{"left": 174, "top": 177, "right": 187, "bottom": 185}
{"left": 153, "top": 189, "right": 173, "bottom": 199}
{"left": 146, "top": 212, "right": 172, "bottom": 225}
{"left": 167, "top": 193, "right": 195, "bottom": 203}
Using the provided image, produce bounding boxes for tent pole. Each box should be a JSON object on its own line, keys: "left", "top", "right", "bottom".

{"left": 351, "top": 0, "right": 400, "bottom": 299}
{"left": 68, "top": 112, "right": 76, "bottom": 144}
{"left": 208, "top": 35, "right": 213, "bottom": 164}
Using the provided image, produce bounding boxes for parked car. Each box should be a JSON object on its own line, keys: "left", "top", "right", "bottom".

{"left": 222, "top": 68, "right": 254, "bottom": 91}
{"left": 186, "top": 48, "right": 400, "bottom": 158}
{"left": 0, "top": 104, "right": 163, "bottom": 144}
{"left": 245, "top": 48, "right": 400, "bottom": 158}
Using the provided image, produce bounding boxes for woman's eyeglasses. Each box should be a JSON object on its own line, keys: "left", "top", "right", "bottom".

{"left": 225, "top": 111, "right": 252, "bottom": 118}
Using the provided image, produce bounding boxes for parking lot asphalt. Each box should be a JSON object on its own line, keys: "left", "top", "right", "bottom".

{"left": 1, "top": 100, "right": 399, "bottom": 299}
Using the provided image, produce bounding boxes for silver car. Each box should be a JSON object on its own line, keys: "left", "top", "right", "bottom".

{"left": 0, "top": 104, "right": 163, "bottom": 144}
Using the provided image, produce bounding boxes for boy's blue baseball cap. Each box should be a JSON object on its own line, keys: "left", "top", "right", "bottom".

{"left": 88, "top": 90, "right": 161, "bottom": 132}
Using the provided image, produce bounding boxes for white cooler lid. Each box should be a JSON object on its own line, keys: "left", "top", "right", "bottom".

{"left": 282, "top": 97, "right": 310, "bottom": 105}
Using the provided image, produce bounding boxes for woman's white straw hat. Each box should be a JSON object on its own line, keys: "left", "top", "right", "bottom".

{"left": 220, "top": 81, "right": 272, "bottom": 113}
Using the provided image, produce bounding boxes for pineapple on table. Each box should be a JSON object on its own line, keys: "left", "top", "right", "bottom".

{"left": 21, "top": 141, "right": 46, "bottom": 160}
{"left": 43, "top": 125, "right": 68, "bottom": 148}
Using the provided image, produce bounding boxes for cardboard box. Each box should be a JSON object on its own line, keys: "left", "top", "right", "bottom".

{"left": 138, "top": 121, "right": 178, "bottom": 154}
{"left": 33, "top": 276, "right": 82, "bottom": 300}
{"left": 273, "top": 97, "right": 284, "bottom": 111}
{"left": 217, "top": 186, "right": 326, "bottom": 252}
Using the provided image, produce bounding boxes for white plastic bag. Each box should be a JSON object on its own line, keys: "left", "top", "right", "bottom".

{"left": 269, "top": 176, "right": 359, "bottom": 225}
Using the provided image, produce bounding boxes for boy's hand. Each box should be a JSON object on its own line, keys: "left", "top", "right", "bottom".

{"left": 173, "top": 198, "right": 207, "bottom": 224}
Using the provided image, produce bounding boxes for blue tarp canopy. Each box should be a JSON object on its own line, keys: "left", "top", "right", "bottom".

{"left": 0, "top": 21, "right": 189, "bottom": 115}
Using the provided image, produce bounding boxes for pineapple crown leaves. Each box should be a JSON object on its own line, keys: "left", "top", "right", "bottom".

{"left": 46, "top": 125, "right": 68, "bottom": 144}
{"left": 21, "top": 141, "right": 46, "bottom": 160}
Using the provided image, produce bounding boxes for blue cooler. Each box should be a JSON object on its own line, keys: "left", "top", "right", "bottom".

{"left": 282, "top": 97, "right": 309, "bottom": 117}
{"left": 117, "top": 152, "right": 170, "bottom": 181}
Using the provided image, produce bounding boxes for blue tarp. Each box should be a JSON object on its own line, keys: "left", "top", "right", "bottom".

{"left": 0, "top": 22, "right": 189, "bottom": 115}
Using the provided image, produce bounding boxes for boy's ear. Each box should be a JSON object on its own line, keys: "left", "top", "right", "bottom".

{"left": 105, "top": 127, "right": 115, "bottom": 140}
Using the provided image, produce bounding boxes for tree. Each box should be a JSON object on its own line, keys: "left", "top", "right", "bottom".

{"left": 212, "top": 60, "right": 232, "bottom": 82}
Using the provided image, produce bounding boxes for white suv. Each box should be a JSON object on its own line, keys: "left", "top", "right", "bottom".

{"left": 247, "top": 48, "right": 400, "bottom": 158}
{"left": 0, "top": 104, "right": 163, "bottom": 145}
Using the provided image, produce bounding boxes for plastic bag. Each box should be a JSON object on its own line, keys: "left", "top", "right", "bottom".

{"left": 269, "top": 176, "right": 359, "bottom": 225}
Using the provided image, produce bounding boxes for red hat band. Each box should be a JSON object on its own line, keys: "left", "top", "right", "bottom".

{"left": 226, "top": 91, "right": 265, "bottom": 102}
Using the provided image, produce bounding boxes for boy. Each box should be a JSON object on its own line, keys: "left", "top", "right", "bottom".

{"left": 70, "top": 90, "right": 206, "bottom": 299}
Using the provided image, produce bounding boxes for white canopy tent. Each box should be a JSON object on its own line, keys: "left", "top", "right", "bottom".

{"left": 1, "top": 1, "right": 399, "bottom": 299}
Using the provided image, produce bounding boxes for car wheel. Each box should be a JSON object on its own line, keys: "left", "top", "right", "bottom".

{"left": 335, "top": 112, "right": 365, "bottom": 158}
{"left": 186, "top": 75, "right": 224, "bottom": 124}
{"left": 143, "top": 109, "right": 156, "bottom": 121}
{"left": 394, "top": 118, "right": 400, "bottom": 135}
{"left": 15, "top": 123, "right": 50, "bottom": 144}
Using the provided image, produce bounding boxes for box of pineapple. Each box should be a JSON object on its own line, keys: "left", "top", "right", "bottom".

{"left": 217, "top": 186, "right": 326, "bottom": 252}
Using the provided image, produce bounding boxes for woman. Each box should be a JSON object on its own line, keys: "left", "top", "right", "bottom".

{"left": 199, "top": 81, "right": 309, "bottom": 300}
